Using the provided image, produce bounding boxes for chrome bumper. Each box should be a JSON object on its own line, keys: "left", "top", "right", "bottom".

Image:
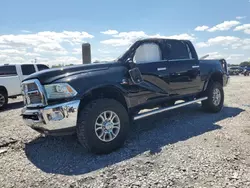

{"left": 21, "top": 100, "right": 80, "bottom": 135}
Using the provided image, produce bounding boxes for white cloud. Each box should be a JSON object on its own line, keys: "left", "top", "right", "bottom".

{"left": 48, "top": 56, "right": 82, "bottom": 65}
{"left": 196, "top": 36, "right": 240, "bottom": 48}
{"left": 0, "top": 45, "right": 12, "bottom": 49}
{"left": 101, "top": 38, "right": 132, "bottom": 46}
{"left": 196, "top": 36, "right": 250, "bottom": 61}
{"left": 21, "top": 30, "right": 31, "bottom": 33}
{"left": 196, "top": 42, "right": 209, "bottom": 48}
{"left": 207, "top": 21, "right": 240, "bottom": 32}
{"left": 26, "top": 52, "right": 41, "bottom": 57}
{"left": 244, "top": 29, "right": 250, "bottom": 34}
{"left": 236, "top": 16, "right": 246, "bottom": 20}
{"left": 161, "top": 33, "right": 195, "bottom": 41}
{"left": 226, "top": 54, "right": 244, "bottom": 60}
{"left": 72, "top": 48, "right": 82, "bottom": 55}
{"left": 0, "top": 56, "right": 25, "bottom": 64}
{"left": 0, "top": 30, "right": 94, "bottom": 65}
{"left": 200, "top": 52, "right": 245, "bottom": 64}
{"left": 234, "top": 24, "right": 250, "bottom": 31}
{"left": 34, "top": 43, "right": 68, "bottom": 55}
{"left": 0, "top": 31, "right": 94, "bottom": 49}
{"left": 207, "top": 36, "right": 240, "bottom": 45}
{"left": 100, "top": 30, "right": 195, "bottom": 46}
{"left": 234, "top": 24, "right": 250, "bottom": 34}
{"left": 194, "top": 25, "right": 209, "bottom": 31}
{"left": 0, "top": 49, "right": 26, "bottom": 55}
{"left": 98, "top": 49, "right": 110, "bottom": 54}
{"left": 101, "top": 30, "right": 119, "bottom": 35}
{"left": 92, "top": 56, "right": 116, "bottom": 63}
{"left": 206, "top": 52, "right": 224, "bottom": 59}
{"left": 0, "top": 55, "right": 8, "bottom": 61}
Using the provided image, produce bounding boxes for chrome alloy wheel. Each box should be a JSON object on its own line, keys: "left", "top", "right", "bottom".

{"left": 95, "top": 111, "right": 121, "bottom": 142}
{"left": 0, "top": 94, "right": 5, "bottom": 108}
{"left": 212, "top": 88, "right": 221, "bottom": 106}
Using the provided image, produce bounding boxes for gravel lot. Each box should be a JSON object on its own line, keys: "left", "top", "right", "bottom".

{"left": 0, "top": 76, "right": 250, "bottom": 188}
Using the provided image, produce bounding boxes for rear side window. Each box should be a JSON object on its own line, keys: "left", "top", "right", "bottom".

{"left": 165, "top": 40, "right": 190, "bottom": 60}
{"left": 0, "top": 66, "right": 17, "bottom": 77}
{"left": 37, "top": 64, "right": 49, "bottom": 71}
{"left": 21, "top": 65, "right": 36, "bottom": 75}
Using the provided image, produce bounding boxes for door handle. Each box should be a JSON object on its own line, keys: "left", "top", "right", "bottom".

{"left": 192, "top": 65, "right": 200, "bottom": 68}
{"left": 157, "top": 67, "right": 167, "bottom": 71}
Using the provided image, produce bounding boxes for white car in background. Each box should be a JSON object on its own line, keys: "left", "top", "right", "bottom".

{"left": 0, "top": 64, "right": 49, "bottom": 109}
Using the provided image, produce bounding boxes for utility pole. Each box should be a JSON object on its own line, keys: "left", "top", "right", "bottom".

{"left": 82, "top": 43, "right": 91, "bottom": 64}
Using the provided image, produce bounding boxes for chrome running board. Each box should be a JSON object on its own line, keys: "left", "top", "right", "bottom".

{"left": 133, "top": 97, "right": 208, "bottom": 121}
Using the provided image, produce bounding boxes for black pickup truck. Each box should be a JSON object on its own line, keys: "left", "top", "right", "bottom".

{"left": 21, "top": 38, "right": 229, "bottom": 154}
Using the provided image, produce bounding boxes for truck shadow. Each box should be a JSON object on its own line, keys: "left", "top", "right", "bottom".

{"left": 0, "top": 101, "right": 24, "bottom": 112}
{"left": 24, "top": 104, "right": 244, "bottom": 176}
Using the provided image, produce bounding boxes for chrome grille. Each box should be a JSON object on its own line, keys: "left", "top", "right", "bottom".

{"left": 21, "top": 79, "right": 47, "bottom": 107}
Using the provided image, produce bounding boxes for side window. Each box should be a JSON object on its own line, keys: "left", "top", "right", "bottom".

{"left": 133, "top": 43, "right": 162, "bottom": 64}
{"left": 21, "top": 65, "right": 36, "bottom": 75}
{"left": 165, "top": 41, "right": 190, "bottom": 60}
{"left": 37, "top": 64, "right": 49, "bottom": 71}
{"left": 0, "top": 66, "right": 17, "bottom": 77}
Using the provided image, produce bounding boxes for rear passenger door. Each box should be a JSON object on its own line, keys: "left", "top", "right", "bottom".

{"left": 165, "top": 40, "right": 201, "bottom": 95}
{"left": 20, "top": 64, "right": 36, "bottom": 81}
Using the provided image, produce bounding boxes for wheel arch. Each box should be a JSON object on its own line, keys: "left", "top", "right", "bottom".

{"left": 0, "top": 86, "right": 8, "bottom": 96}
{"left": 78, "top": 85, "right": 129, "bottom": 112}
{"left": 203, "top": 71, "right": 223, "bottom": 91}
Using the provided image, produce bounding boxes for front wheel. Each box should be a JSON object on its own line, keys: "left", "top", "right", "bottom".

{"left": 76, "top": 98, "right": 130, "bottom": 154}
{"left": 202, "top": 82, "right": 224, "bottom": 113}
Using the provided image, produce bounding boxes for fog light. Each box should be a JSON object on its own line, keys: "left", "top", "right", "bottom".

{"left": 47, "top": 111, "right": 64, "bottom": 121}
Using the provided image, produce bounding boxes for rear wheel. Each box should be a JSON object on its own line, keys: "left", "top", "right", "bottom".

{"left": 76, "top": 98, "right": 130, "bottom": 154}
{"left": 0, "top": 90, "right": 8, "bottom": 110}
{"left": 202, "top": 82, "right": 224, "bottom": 113}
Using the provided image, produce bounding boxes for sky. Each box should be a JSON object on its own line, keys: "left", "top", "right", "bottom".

{"left": 0, "top": 0, "right": 250, "bottom": 66}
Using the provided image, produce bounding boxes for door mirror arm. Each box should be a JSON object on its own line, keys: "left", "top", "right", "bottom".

{"left": 126, "top": 58, "right": 136, "bottom": 69}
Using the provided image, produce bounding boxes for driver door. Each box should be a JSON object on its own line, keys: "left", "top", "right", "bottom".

{"left": 131, "top": 41, "right": 171, "bottom": 95}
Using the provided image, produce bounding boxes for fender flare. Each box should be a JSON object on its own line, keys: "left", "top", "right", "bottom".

{"left": 203, "top": 71, "right": 223, "bottom": 91}
{"left": 79, "top": 83, "right": 131, "bottom": 109}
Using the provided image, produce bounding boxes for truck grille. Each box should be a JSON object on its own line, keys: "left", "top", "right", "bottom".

{"left": 21, "top": 79, "right": 47, "bottom": 107}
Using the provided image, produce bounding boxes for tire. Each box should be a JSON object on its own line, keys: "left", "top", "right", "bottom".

{"left": 0, "top": 90, "right": 8, "bottom": 110}
{"left": 76, "top": 98, "right": 130, "bottom": 154}
{"left": 201, "top": 82, "right": 224, "bottom": 113}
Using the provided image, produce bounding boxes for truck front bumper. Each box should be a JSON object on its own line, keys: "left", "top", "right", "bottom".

{"left": 21, "top": 100, "right": 80, "bottom": 136}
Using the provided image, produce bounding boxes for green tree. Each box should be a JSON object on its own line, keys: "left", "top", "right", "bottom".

{"left": 240, "top": 61, "right": 250, "bottom": 67}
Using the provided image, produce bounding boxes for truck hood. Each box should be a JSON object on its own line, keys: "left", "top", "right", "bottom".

{"left": 23, "top": 62, "right": 116, "bottom": 84}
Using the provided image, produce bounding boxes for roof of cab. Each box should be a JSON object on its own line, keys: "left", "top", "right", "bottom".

{"left": 136, "top": 37, "right": 190, "bottom": 43}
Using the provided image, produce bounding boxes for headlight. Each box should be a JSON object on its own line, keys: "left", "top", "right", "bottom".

{"left": 44, "top": 83, "right": 77, "bottom": 99}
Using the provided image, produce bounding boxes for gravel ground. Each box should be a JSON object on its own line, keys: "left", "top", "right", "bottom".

{"left": 0, "top": 76, "right": 250, "bottom": 188}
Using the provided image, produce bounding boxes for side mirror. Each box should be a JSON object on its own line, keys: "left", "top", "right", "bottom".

{"left": 126, "top": 58, "right": 136, "bottom": 69}
{"left": 129, "top": 67, "right": 143, "bottom": 84}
